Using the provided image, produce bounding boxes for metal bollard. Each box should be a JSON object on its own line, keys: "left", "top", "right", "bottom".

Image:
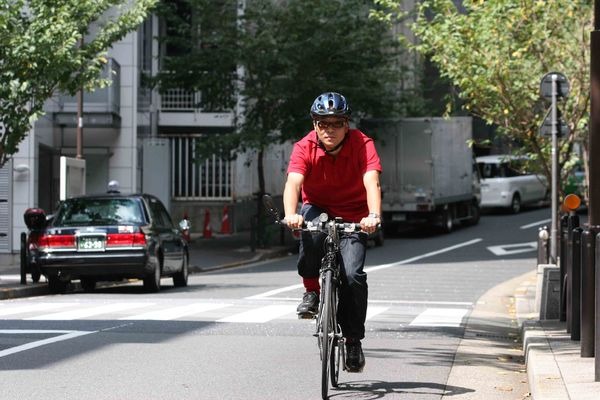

{"left": 571, "top": 227, "right": 582, "bottom": 341}
{"left": 581, "top": 227, "right": 598, "bottom": 357}
{"left": 596, "top": 233, "right": 600, "bottom": 380}
{"left": 559, "top": 215, "right": 569, "bottom": 322}
{"left": 565, "top": 214, "right": 580, "bottom": 334}
{"left": 538, "top": 226, "right": 550, "bottom": 265}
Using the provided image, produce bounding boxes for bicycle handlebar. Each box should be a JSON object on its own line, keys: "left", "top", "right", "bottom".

{"left": 261, "top": 194, "right": 379, "bottom": 234}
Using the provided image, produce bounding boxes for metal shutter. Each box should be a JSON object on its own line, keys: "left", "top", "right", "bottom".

{"left": 0, "top": 160, "right": 11, "bottom": 252}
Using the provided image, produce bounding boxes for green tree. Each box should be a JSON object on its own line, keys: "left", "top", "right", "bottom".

{"left": 378, "top": 0, "right": 592, "bottom": 199}
{"left": 0, "top": 0, "right": 157, "bottom": 167}
{"left": 155, "top": 0, "right": 409, "bottom": 245}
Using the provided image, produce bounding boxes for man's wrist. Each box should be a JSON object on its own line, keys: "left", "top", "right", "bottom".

{"left": 367, "top": 212, "right": 380, "bottom": 219}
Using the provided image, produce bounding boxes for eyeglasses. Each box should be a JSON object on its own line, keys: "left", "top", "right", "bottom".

{"left": 314, "top": 120, "right": 346, "bottom": 130}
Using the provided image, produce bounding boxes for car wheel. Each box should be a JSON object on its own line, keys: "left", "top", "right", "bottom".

{"left": 48, "top": 277, "right": 68, "bottom": 294}
{"left": 31, "top": 266, "right": 41, "bottom": 283}
{"left": 510, "top": 193, "right": 521, "bottom": 214}
{"left": 81, "top": 278, "right": 96, "bottom": 292}
{"left": 143, "top": 259, "right": 162, "bottom": 293}
{"left": 173, "top": 253, "right": 189, "bottom": 287}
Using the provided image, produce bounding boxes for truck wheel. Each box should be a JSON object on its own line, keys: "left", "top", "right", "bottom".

{"left": 442, "top": 208, "right": 453, "bottom": 233}
{"left": 469, "top": 202, "right": 480, "bottom": 225}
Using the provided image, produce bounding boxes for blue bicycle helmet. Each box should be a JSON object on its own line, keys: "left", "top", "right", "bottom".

{"left": 310, "top": 92, "right": 351, "bottom": 117}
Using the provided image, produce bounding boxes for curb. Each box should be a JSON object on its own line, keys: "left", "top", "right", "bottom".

{"left": 522, "top": 320, "right": 570, "bottom": 400}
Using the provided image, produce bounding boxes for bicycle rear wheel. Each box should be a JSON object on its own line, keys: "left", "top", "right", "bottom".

{"left": 320, "top": 269, "right": 333, "bottom": 399}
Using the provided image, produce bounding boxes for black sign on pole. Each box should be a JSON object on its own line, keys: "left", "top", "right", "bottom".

{"left": 540, "top": 72, "right": 570, "bottom": 100}
{"left": 539, "top": 107, "right": 570, "bottom": 137}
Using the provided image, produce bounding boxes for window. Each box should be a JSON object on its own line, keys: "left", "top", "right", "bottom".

{"left": 170, "top": 136, "right": 232, "bottom": 200}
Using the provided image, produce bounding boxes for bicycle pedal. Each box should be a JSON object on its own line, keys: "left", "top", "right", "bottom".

{"left": 297, "top": 312, "right": 316, "bottom": 320}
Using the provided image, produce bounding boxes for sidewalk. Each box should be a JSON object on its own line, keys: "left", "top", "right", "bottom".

{"left": 0, "top": 231, "right": 295, "bottom": 300}
{"left": 519, "top": 281, "right": 600, "bottom": 400}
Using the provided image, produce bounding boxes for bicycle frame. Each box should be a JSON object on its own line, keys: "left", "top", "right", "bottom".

{"left": 261, "top": 195, "right": 371, "bottom": 399}
{"left": 315, "top": 219, "right": 346, "bottom": 398}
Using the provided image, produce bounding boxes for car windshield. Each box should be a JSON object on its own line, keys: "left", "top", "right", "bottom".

{"left": 53, "top": 198, "right": 144, "bottom": 226}
{"left": 478, "top": 161, "right": 523, "bottom": 178}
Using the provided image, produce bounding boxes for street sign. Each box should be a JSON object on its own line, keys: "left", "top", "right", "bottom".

{"left": 540, "top": 72, "right": 570, "bottom": 100}
{"left": 539, "top": 107, "right": 570, "bottom": 137}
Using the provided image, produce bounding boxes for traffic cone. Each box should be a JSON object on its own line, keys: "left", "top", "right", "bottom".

{"left": 203, "top": 209, "right": 212, "bottom": 239}
{"left": 220, "top": 205, "right": 231, "bottom": 234}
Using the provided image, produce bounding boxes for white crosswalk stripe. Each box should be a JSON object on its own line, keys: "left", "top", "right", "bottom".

{"left": 25, "top": 303, "right": 153, "bottom": 320}
{"left": 121, "top": 302, "right": 232, "bottom": 321}
{"left": 366, "top": 306, "right": 389, "bottom": 320}
{"left": 0, "top": 299, "right": 470, "bottom": 328}
{"left": 217, "top": 305, "right": 296, "bottom": 323}
{"left": 409, "top": 308, "right": 468, "bottom": 327}
{"left": 0, "top": 303, "right": 77, "bottom": 318}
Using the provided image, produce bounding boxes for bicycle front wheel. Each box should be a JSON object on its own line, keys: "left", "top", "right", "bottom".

{"left": 320, "top": 269, "right": 334, "bottom": 399}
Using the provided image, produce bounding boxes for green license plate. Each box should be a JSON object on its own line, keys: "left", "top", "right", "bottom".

{"left": 78, "top": 236, "right": 105, "bottom": 251}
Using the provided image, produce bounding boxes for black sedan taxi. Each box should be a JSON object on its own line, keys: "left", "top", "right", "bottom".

{"left": 28, "top": 192, "right": 189, "bottom": 294}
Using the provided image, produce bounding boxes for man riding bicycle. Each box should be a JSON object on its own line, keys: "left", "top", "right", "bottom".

{"left": 283, "top": 92, "right": 382, "bottom": 373}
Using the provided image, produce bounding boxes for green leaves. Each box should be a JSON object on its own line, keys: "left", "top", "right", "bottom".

{"left": 0, "top": 0, "right": 157, "bottom": 167}
{"left": 405, "top": 0, "right": 592, "bottom": 194}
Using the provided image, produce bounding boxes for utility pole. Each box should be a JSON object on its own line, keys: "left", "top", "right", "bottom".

{"left": 76, "top": 36, "right": 84, "bottom": 159}
{"left": 591, "top": 2, "right": 600, "bottom": 225}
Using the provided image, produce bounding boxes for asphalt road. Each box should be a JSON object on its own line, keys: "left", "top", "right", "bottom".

{"left": 0, "top": 206, "right": 550, "bottom": 399}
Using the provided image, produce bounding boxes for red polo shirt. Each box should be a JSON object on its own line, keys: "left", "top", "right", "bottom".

{"left": 287, "top": 129, "right": 382, "bottom": 222}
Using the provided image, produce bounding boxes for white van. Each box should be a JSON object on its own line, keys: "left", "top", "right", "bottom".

{"left": 476, "top": 155, "right": 548, "bottom": 213}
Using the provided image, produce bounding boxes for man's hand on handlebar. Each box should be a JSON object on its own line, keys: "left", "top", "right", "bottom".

{"left": 360, "top": 214, "right": 380, "bottom": 234}
{"left": 285, "top": 213, "right": 304, "bottom": 229}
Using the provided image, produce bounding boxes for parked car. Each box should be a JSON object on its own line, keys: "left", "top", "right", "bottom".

{"left": 27, "top": 191, "right": 189, "bottom": 294}
{"left": 476, "top": 155, "right": 548, "bottom": 213}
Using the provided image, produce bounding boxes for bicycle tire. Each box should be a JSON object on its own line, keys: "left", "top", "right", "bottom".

{"left": 330, "top": 332, "right": 341, "bottom": 387}
{"left": 321, "top": 269, "right": 333, "bottom": 400}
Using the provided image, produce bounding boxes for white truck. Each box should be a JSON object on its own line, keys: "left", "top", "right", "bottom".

{"left": 363, "top": 117, "right": 480, "bottom": 233}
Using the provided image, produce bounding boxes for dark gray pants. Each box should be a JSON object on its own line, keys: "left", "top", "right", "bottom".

{"left": 297, "top": 203, "right": 368, "bottom": 340}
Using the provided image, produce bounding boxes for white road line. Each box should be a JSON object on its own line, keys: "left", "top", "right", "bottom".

{"left": 217, "top": 305, "right": 296, "bottom": 323}
{"left": 121, "top": 303, "right": 232, "bottom": 321}
{"left": 520, "top": 218, "right": 552, "bottom": 230}
{"left": 0, "top": 330, "right": 96, "bottom": 358}
{"left": 247, "top": 238, "right": 483, "bottom": 300}
{"left": 365, "top": 238, "right": 483, "bottom": 273}
{"left": 245, "top": 284, "right": 304, "bottom": 300}
{"left": 366, "top": 306, "right": 389, "bottom": 320}
{"left": 0, "top": 303, "right": 77, "bottom": 317}
{"left": 409, "top": 308, "right": 469, "bottom": 327}
{"left": 25, "top": 303, "right": 153, "bottom": 320}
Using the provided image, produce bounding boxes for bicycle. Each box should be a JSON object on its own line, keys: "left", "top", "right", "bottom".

{"left": 263, "top": 195, "right": 368, "bottom": 399}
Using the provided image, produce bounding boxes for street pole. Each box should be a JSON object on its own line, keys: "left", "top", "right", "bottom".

{"left": 591, "top": 2, "right": 600, "bottom": 226}
{"left": 76, "top": 36, "right": 84, "bottom": 160}
{"left": 551, "top": 75, "right": 558, "bottom": 263}
{"left": 591, "top": 0, "right": 600, "bottom": 382}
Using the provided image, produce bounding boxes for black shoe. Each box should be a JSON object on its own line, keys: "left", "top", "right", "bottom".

{"left": 345, "top": 340, "right": 365, "bottom": 372}
{"left": 297, "top": 291, "right": 319, "bottom": 317}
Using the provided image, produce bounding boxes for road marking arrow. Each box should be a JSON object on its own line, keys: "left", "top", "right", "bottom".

{"left": 487, "top": 241, "right": 537, "bottom": 256}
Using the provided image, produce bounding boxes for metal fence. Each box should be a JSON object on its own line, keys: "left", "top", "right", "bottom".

{"left": 170, "top": 136, "right": 232, "bottom": 200}
{"left": 160, "top": 89, "right": 201, "bottom": 111}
